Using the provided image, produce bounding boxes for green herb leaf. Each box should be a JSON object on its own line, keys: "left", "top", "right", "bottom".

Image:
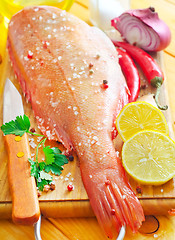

{"left": 44, "top": 163, "right": 63, "bottom": 176}
{"left": 54, "top": 153, "right": 68, "bottom": 166}
{"left": 39, "top": 161, "right": 46, "bottom": 171}
{"left": 43, "top": 147, "right": 68, "bottom": 175}
{"left": 1, "top": 114, "right": 70, "bottom": 192}
{"left": 28, "top": 158, "right": 39, "bottom": 178}
{"left": 1, "top": 114, "right": 30, "bottom": 136}
{"left": 51, "top": 147, "right": 62, "bottom": 154}
{"left": 43, "top": 146, "right": 55, "bottom": 165}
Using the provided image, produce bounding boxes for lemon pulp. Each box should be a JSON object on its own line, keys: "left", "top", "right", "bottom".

{"left": 116, "top": 101, "right": 169, "bottom": 142}
{"left": 122, "top": 130, "right": 175, "bottom": 185}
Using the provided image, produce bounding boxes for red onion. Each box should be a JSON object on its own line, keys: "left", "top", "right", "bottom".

{"left": 111, "top": 7, "right": 171, "bottom": 51}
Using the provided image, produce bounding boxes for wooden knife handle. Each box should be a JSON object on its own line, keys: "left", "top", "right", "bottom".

{"left": 4, "top": 133, "right": 40, "bottom": 225}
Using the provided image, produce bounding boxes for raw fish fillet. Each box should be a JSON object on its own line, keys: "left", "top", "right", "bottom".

{"left": 7, "top": 6, "right": 145, "bottom": 238}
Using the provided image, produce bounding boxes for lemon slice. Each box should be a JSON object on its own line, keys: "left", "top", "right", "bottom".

{"left": 116, "top": 101, "right": 169, "bottom": 141}
{"left": 122, "top": 130, "right": 175, "bottom": 185}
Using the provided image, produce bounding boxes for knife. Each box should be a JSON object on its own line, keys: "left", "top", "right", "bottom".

{"left": 3, "top": 78, "right": 40, "bottom": 225}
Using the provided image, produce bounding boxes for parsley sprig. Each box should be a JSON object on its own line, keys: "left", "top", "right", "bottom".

{"left": 1, "top": 114, "right": 68, "bottom": 191}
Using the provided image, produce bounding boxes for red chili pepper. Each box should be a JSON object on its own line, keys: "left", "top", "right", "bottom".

{"left": 116, "top": 48, "right": 140, "bottom": 102}
{"left": 114, "top": 41, "right": 168, "bottom": 110}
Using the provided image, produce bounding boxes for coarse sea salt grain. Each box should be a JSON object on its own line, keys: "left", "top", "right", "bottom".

{"left": 74, "top": 111, "right": 78, "bottom": 115}
{"left": 116, "top": 151, "right": 119, "bottom": 157}
{"left": 24, "top": 56, "right": 28, "bottom": 61}
{"left": 66, "top": 172, "right": 71, "bottom": 177}
{"left": 52, "top": 13, "right": 57, "bottom": 19}
{"left": 29, "top": 141, "right": 37, "bottom": 149}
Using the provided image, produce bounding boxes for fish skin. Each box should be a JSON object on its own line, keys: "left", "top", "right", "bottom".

{"left": 8, "top": 6, "right": 145, "bottom": 238}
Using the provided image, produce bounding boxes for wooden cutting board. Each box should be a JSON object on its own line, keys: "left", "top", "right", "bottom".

{"left": 0, "top": 31, "right": 175, "bottom": 220}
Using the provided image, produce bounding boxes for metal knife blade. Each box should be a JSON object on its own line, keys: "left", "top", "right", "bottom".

{"left": 3, "top": 78, "right": 24, "bottom": 124}
{"left": 3, "top": 78, "right": 40, "bottom": 225}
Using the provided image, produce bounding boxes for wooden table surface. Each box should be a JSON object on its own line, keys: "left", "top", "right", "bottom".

{"left": 0, "top": 0, "right": 175, "bottom": 239}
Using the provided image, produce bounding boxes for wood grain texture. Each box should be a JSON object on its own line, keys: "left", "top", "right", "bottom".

{"left": 4, "top": 133, "right": 40, "bottom": 225}
{"left": 0, "top": 0, "right": 175, "bottom": 239}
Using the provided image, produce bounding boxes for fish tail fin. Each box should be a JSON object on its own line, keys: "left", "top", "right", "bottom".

{"left": 84, "top": 160, "right": 145, "bottom": 238}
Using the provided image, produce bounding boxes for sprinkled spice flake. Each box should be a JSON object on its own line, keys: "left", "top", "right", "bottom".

{"left": 89, "top": 69, "right": 94, "bottom": 75}
{"left": 42, "top": 41, "right": 49, "bottom": 49}
{"left": 136, "top": 186, "right": 143, "bottom": 194}
{"left": 101, "top": 80, "right": 109, "bottom": 89}
{"left": 95, "top": 53, "right": 100, "bottom": 59}
{"left": 89, "top": 62, "right": 94, "bottom": 68}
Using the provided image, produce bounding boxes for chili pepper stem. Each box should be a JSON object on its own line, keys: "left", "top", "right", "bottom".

{"left": 154, "top": 84, "right": 168, "bottom": 110}
{"left": 151, "top": 77, "right": 168, "bottom": 110}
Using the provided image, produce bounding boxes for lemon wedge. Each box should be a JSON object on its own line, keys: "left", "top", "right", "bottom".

{"left": 122, "top": 130, "right": 175, "bottom": 185}
{"left": 116, "top": 101, "right": 169, "bottom": 141}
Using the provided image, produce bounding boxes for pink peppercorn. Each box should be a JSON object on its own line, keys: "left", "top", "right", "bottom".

{"left": 67, "top": 184, "right": 74, "bottom": 191}
{"left": 105, "top": 180, "right": 110, "bottom": 185}
{"left": 27, "top": 51, "right": 33, "bottom": 59}
{"left": 43, "top": 41, "right": 48, "bottom": 49}
{"left": 101, "top": 80, "right": 109, "bottom": 89}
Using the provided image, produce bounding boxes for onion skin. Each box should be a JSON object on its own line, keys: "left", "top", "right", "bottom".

{"left": 111, "top": 8, "right": 171, "bottom": 52}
